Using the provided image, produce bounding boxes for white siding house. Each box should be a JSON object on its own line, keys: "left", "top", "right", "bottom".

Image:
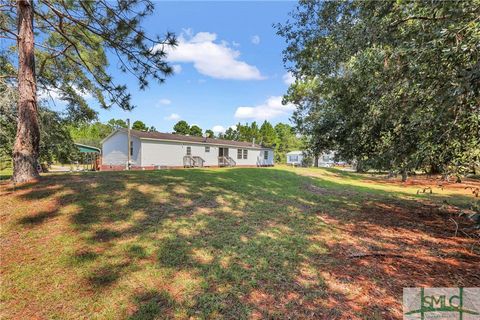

{"left": 286, "top": 151, "right": 304, "bottom": 165}
{"left": 101, "top": 129, "right": 274, "bottom": 170}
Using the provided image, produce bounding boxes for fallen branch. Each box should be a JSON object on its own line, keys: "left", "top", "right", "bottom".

{"left": 450, "top": 217, "right": 459, "bottom": 237}
{"left": 349, "top": 252, "right": 404, "bottom": 259}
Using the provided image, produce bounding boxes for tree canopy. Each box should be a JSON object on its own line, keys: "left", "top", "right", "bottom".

{"left": 173, "top": 120, "right": 190, "bottom": 135}
{"left": 189, "top": 125, "right": 203, "bottom": 137}
{"left": 132, "top": 120, "right": 148, "bottom": 131}
{"left": 277, "top": 0, "right": 480, "bottom": 179}
{"left": 1, "top": 82, "right": 75, "bottom": 164}
{"left": 205, "top": 129, "right": 215, "bottom": 138}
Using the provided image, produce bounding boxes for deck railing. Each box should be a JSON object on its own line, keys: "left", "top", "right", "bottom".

{"left": 183, "top": 156, "right": 205, "bottom": 168}
{"left": 218, "top": 156, "right": 236, "bottom": 167}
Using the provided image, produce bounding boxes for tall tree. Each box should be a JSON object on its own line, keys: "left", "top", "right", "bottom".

{"left": 221, "top": 127, "right": 238, "bottom": 140}
{"left": 107, "top": 118, "right": 128, "bottom": 129}
{"left": 68, "top": 120, "right": 113, "bottom": 148}
{"left": 189, "top": 125, "right": 203, "bottom": 137}
{"left": 278, "top": 0, "right": 480, "bottom": 179}
{"left": 132, "top": 120, "right": 148, "bottom": 131}
{"left": 274, "top": 123, "right": 302, "bottom": 164}
{"left": 1, "top": 0, "right": 176, "bottom": 182}
{"left": 173, "top": 120, "right": 190, "bottom": 135}
{"left": 205, "top": 129, "right": 214, "bottom": 138}
{"left": 259, "top": 120, "right": 276, "bottom": 147}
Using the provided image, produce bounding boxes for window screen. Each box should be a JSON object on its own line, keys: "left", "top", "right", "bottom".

{"left": 243, "top": 149, "right": 248, "bottom": 159}
{"left": 186, "top": 146, "right": 191, "bottom": 156}
{"left": 237, "top": 149, "right": 242, "bottom": 159}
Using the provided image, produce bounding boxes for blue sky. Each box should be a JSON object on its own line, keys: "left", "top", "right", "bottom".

{"left": 79, "top": 1, "right": 297, "bottom": 134}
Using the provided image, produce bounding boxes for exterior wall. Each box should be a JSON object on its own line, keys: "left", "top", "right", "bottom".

{"left": 101, "top": 131, "right": 141, "bottom": 167}
{"left": 286, "top": 154, "right": 303, "bottom": 165}
{"left": 140, "top": 139, "right": 274, "bottom": 167}
{"left": 225, "top": 147, "right": 273, "bottom": 167}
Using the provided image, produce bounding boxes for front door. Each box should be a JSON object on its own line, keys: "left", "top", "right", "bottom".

{"left": 219, "top": 147, "right": 229, "bottom": 157}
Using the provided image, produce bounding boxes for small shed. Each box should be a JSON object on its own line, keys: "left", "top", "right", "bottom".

{"left": 74, "top": 143, "right": 101, "bottom": 171}
{"left": 286, "top": 151, "right": 304, "bottom": 165}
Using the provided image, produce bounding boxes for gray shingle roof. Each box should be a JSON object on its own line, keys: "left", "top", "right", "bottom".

{"left": 128, "top": 129, "right": 268, "bottom": 149}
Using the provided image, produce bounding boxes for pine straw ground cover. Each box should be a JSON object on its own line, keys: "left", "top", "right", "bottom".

{"left": 0, "top": 166, "right": 478, "bottom": 319}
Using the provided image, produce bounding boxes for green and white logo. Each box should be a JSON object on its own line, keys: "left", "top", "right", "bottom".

{"left": 404, "top": 288, "right": 480, "bottom": 320}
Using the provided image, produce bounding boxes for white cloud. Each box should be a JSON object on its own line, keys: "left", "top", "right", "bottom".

{"left": 282, "top": 72, "right": 295, "bottom": 85}
{"left": 154, "top": 30, "right": 264, "bottom": 80}
{"left": 232, "top": 41, "right": 240, "bottom": 47}
{"left": 234, "top": 96, "right": 295, "bottom": 121}
{"left": 165, "top": 113, "right": 180, "bottom": 121}
{"left": 157, "top": 98, "right": 171, "bottom": 106}
{"left": 172, "top": 64, "right": 182, "bottom": 74}
{"left": 212, "top": 125, "right": 226, "bottom": 133}
{"left": 251, "top": 35, "right": 260, "bottom": 45}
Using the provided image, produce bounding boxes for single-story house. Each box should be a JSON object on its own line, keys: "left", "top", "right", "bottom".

{"left": 286, "top": 151, "right": 304, "bottom": 165}
{"left": 101, "top": 129, "right": 274, "bottom": 170}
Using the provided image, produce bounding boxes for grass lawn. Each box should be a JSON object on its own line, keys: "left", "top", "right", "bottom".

{"left": 1, "top": 166, "right": 478, "bottom": 319}
{"left": 0, "top": 167, "right": 12, "bottom": 180}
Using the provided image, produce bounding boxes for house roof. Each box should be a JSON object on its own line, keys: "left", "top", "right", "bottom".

{"left": 286, "top": 150, "right": 303, "bottom": 155}
{"left": 122, "top": 129, "right": 270, "bottom": 149}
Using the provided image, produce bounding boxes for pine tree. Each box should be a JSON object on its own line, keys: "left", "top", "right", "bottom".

{"left": 173, "top": 120, "right": 190, "bottom": 135}
{"left": 1, "top": 1, "right": 176, "bottom": 182}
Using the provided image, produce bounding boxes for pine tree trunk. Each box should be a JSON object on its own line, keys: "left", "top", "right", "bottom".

{"left": 13, "top": 0, "right": 40, "bottom": 183}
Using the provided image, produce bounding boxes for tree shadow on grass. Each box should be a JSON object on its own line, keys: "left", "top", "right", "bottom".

{"left": 5, "top": 168, "right": 479, "bottom": 319}
{"left": 128, "top": 290, "right": 176, "bottom": 320}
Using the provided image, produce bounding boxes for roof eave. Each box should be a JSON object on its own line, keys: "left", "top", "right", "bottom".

{"left": 138, "top": 136, "right": 271, "bottom": 149}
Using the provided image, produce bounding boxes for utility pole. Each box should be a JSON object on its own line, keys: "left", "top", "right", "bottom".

{"left": 127, "top": 118, "right": 131, "bottom": 170}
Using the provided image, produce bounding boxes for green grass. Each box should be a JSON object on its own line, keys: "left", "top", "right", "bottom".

{"left": 0, "top": 166, "right": 478, "bottom": 319}
{"left": 0, "top": 167, "right": 12, "bottom": 180}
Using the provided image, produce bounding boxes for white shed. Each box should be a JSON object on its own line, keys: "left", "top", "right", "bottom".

{"left": 286, "top": 151, "right": 304, "bottom": 165}
{"left": 101, "top": 129, "right": 274, "bottom": 170}
{"left": 286, "top": 150, "right": 338, "bottom": 167}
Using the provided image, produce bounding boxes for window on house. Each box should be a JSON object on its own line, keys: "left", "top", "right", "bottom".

{"left": 243, "top": 149, "right": 248, "bottom": 159}
{"left": 186, "top": 146, "right": 191, "bottom": 156}
{"left": 205, "top": 146, "right": 210, "bottom": 152}
{"left": 289, "top": 155, "right": 298, "bottom": 162}
{"left": 237, "top": 149, "right": 242, "bottom": 159}
{"left": 130, "top": 141, "right": 133, "bottom": 156}
{"left": 264, "top": 150, "right": 268, "bottom": 160}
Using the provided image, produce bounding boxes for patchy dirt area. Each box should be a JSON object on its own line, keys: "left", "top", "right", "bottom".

{"left": 0, "top": 168, "right": 479, "bottom": 319}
